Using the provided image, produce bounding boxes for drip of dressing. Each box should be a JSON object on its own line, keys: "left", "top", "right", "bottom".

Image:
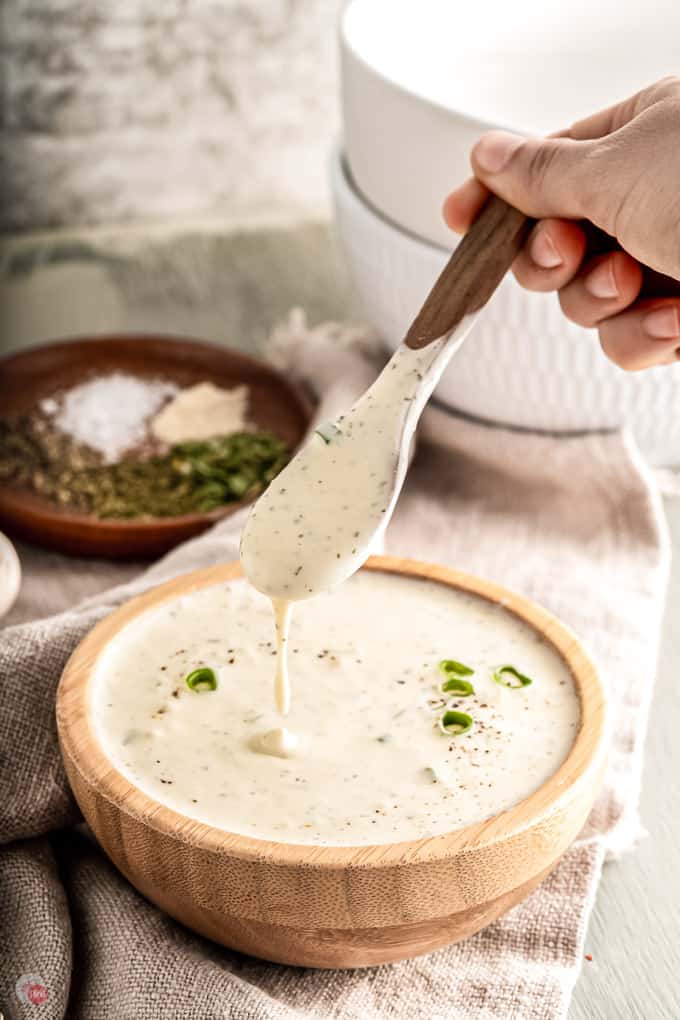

{"left": 251, "top": 726, "right": 299, "bottom": 759}
{"left": 240, "top": 333, "right": 469, "bottom": 735}
{"left": 272, "top": 598, "right": 293, "bottom": 715}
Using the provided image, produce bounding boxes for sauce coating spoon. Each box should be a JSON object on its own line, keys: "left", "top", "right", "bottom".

{"left": 241, "top": 197, "right": 531, "bottom": 606}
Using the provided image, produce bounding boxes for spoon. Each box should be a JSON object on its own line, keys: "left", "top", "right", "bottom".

{"left": 240, "top": 197, "right": 530, "bottom": 602}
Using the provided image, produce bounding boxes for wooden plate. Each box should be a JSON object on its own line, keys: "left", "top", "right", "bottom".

{"left": 56, "top": 556, "right": 608, "bottom": 968}
{"left": 0, "top": 335, "right": 312, "bottom": 558}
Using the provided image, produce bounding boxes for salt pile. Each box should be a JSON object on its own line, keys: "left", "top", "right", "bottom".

{"left": 43, "top": 373, "right": 179, "bottom": 463}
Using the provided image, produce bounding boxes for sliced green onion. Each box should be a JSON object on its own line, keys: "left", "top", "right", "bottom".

{"left": 184, "top": 667, "right": 218, "bottom": 692}
{"left": 441, "top": 676, "right": 475, "bottom": 697}
{"left": 493, "top": 665, "right": 533, "bottom": 689}
{"left": 438, "top": 710, "right": 474, "bottom": 737}
{"left": 423, "top": 766, "right": 439, "bottom": 783}
{"left": 315, "top": 422, "right": 343, "bottom": 445}
{"left": 438, "top": 659, "right": 474, "bottom": 677}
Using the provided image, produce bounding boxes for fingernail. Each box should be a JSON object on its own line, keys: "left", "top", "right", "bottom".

{"left": 643, "top": 306, "right": 680, "bottom": 339}
{"left": 473, "top": 131, "right": 525, "bottom": 174}
{"left": 529, "top": 228, "right": 563, "bottom": 269}
{"left": 585, "top": 261, "right": 618, "bottom": 300}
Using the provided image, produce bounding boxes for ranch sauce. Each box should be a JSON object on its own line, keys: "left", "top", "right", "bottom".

{"left": 240, "top": 338, "right": 456, "bottom": 718}
{"left": 240, "top": 341, "right": 450, "bottom": 603}
{"left": 92, "top": 572, "right": 580, "bottom": 846}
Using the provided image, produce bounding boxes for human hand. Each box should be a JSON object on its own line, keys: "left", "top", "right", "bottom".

{"left": 443, "top": 77, "right": 680, "bottom": 370}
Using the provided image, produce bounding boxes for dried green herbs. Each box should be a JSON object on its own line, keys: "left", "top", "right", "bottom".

{"left": 0, "top": 414, "right": 289, "bottom": 519}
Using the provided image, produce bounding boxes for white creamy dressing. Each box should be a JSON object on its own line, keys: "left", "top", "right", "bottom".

{"left": 271, "top": 598, "right": 293, "bottom": 715}
{"left": 240, "top": 338, "right": 452, "bottom": 603}
{"left": 240, "top": 337, "right": 463, "bottom": 720}
{"left": 92, "top": 572, "right": 580, "bottom": 846}
{"left": 251, "top": 725, "right": 299, "bottom": 760}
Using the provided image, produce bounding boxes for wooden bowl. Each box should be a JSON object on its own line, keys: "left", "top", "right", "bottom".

{"left": 56, "top": 557, "right": 607, "bottom": 969}
{"left": 0, "top": 335, "right": 311, "bottom": 558}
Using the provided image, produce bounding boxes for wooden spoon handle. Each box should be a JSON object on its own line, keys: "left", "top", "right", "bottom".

{"left": 404, "top": 197, "right": 533, "bottom": 349}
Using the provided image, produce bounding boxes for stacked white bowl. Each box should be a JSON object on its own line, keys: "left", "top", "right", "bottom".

{"left": 334, "top": 0, "right": 680, "bottom": 465}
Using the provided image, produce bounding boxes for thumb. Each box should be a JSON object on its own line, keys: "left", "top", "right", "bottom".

{"left": 471, "top": 130, "right": 598, "bottom": 222}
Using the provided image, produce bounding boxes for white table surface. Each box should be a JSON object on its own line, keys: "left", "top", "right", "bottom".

{"left": 570, "top": 496, "right": 680, "bottom": 1020}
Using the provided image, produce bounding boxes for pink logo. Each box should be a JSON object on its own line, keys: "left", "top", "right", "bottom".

{"left": 15, "top": 974, "right": 49, "bottom": 1006}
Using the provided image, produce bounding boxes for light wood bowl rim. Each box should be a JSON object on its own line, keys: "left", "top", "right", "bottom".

{"left": 57, "top": 556, "right": 607, "bottom": 868}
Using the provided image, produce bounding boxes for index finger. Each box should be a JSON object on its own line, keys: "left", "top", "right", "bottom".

{"left": 442, "top": 178, "right": 489, "bottom": 234}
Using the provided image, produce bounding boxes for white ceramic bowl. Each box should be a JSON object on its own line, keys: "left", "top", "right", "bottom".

{"left": 341, "top": 0, "right": 680, "bottom": 250}
{"left": 0, "top": 531, "right": 20, "bottom": 620}
{"left": 332, "top": 150, "right": 680, "bottom": 465}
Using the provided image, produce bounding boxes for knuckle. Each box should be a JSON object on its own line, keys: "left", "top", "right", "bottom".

{"left": 514, "top": 269, "right": 557, "bottom": 293}
{"left": 582, "top": 140, "right": 633, "bottom": 235}
{"left": 625, "top": 77, "right": 680, "bottom": 120}
{"left": 525, "top": 140, "right": 561, "bottom": 193}
{"left": 598, "top": 332, "right": 630, "bottom": 369}
{"left": 512, "top": 251, "right": 553, "bottom": 290}
{"left": 647, "top": 75, "right": 680, "bottom": 103}
{"left": 566, "top": 141, "right": 607, "bottom": 220}
{"left": 599, "top": 330, "right": 648, "bottom": 372}
{"left": 558, "top": 289, "right": 597, "bottom": 328}
{"left": 658, "top": 94, "right": 680, "bottom": 130}
{"left": 511, "top": 259, "right": 535, "bottom": 288}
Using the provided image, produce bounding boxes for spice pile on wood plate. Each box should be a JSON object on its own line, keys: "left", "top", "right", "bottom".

{"left": 0, "top": 373, "right": 290, "bottom": 519}
{"left": 42, "top": 374, "right": 180, "bottom": 464}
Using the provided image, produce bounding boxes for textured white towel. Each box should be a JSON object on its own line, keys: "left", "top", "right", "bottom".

{"left": 0, "top": 313, "right": 670, "bottom": 1020}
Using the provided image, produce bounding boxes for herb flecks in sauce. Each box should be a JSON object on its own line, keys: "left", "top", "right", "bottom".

{"left": 240, "top": 340, "right": 456, "bottom": 722}
{"left": 94, "top": 574, "right": 579, "bottom": 845}
{"left": 314, "top": 423, "right": 343, "bottom": 445}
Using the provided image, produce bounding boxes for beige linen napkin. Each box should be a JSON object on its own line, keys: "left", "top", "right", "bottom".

{"left": 0, "top": 314, "right": 670, "bottom": 1020}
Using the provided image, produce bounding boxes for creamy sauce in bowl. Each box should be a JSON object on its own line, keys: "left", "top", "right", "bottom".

{"left": 91, "top": 570, "right": 580, "bottom": 846}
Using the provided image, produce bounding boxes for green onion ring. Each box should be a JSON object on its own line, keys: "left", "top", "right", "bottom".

{"left": 438, "top": 709, "right": 474, "bottom": 737}
{"left": 438, "top": 659, "right": 474, "bottom": 677}
{"left": 440, "top": 676, "right": 475, "bottom": 697}
{"left": 492, "top": 665, "right": 533, "bottom": 689}
{"left": 184, "top": 667, "right": 218, "bottom": 692}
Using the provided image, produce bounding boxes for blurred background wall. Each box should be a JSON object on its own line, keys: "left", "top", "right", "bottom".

{"left": 1, "top": 0, "right": 341, "bottom": 233}
{"left": 0, "top": 0, "right": 354, "bottom": 354}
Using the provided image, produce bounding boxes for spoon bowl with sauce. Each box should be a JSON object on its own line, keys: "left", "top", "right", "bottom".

{"left": 240, "top": 197, "right": 530, "bottom": 725}
{"left": 57, "top": 557, "right": 607, "bottom": 968}
{"left": 240, "top": 197, "right": 530, "bottom": 603}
